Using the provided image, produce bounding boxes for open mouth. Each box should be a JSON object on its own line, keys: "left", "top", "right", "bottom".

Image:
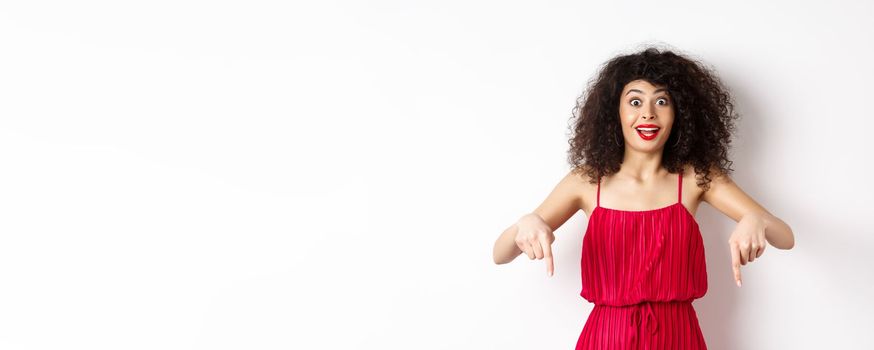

{"left": 635, "top": 127, "right": 660, "bottom": 140}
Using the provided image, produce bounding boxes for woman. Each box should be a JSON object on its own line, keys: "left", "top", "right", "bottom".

{"left": 492, "top": 46, "right": 795, "bottom": 349}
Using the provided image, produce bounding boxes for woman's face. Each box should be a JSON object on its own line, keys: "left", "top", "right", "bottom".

{"left": 618, "top": 79, "right": 675, "bottom": 152}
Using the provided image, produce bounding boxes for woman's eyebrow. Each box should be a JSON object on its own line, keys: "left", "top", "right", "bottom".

{"left": 625, "top": 88, "right": 668, "bottom": 96}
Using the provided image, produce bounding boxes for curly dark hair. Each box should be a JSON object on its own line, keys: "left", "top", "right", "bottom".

{"left": 567, "top": 45, "right": 740, "bottom": 191}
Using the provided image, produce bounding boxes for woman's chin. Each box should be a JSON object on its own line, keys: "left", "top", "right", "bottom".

{"left": 627, "top": 142, "right": 664, "bottom": 153}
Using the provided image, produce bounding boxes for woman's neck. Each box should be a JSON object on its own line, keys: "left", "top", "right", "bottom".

{"left": 618, "top": 148, "right": 667, "bottom": 181}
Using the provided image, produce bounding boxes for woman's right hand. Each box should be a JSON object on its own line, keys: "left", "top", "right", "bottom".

{"left": 514, "top": 213, "right": 556, "bottom": 277}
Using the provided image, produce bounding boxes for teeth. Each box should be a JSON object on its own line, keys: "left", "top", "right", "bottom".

{"left": 636, "top": 127, "right": 659, "bottom": 131}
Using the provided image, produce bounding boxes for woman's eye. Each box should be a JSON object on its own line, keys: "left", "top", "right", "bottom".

{"left": 629, "top": 98, "right": 668, "bottom": 106}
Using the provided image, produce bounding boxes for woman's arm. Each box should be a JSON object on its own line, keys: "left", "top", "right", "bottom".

{"left": 701, "top": 167, "right": 795, "bottom": 287}
{"left": 493, "top": 221, "right": 523, "bottom": 265}
{"left": 701, "top": 169, "right": 795, "bottom": 250}
{"left": 493, "top": 170, "right": 584, "bottom": 266}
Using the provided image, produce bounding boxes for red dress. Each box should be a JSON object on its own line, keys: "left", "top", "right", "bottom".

{"left": 576, "top": 170, "right": 708, "bottom": 349}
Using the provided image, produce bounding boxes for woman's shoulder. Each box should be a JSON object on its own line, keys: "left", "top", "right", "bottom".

{"left": 568, "top": 165, "right": 598, "bottom": 187}
{"left": 682, "top": 164, "right": 720, "bottom": 205}
{"left": 567, "top": 166, "right": 599, "bottom": 213}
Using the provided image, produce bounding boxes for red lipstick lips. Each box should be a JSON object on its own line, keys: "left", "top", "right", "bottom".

{"left": 635, "top": 124, "right": 660, "bottom": 141}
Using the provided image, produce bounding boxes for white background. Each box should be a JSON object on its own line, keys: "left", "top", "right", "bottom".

{"left": 1, "top": 1, "right": 872, "bottom": 349}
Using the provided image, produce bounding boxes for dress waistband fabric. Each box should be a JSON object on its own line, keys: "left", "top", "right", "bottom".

{"left": 590, "top": 300, "right": 696, "bottom": 349}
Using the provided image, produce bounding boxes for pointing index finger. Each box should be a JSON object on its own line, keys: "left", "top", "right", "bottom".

{"left": 539, "top": 235, "right": 554, "bottom": 277}
{"left": 730, "top": 242, "right": 742, "bottom": 287}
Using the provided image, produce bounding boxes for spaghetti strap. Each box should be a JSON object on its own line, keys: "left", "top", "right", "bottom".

{"left": 677, "top": 170, "right": 684, "bottom": 203}
{"left": 596, "top": 176, "right": 601, "bottom": 208}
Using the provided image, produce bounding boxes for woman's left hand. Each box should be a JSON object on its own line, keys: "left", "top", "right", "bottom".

{"left": 728, "top": 213, "right": 768, "bottom": 287}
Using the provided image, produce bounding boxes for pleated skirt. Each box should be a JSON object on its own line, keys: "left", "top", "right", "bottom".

{"left": 575, "top": 300, "right": 707, "bottom": 350}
